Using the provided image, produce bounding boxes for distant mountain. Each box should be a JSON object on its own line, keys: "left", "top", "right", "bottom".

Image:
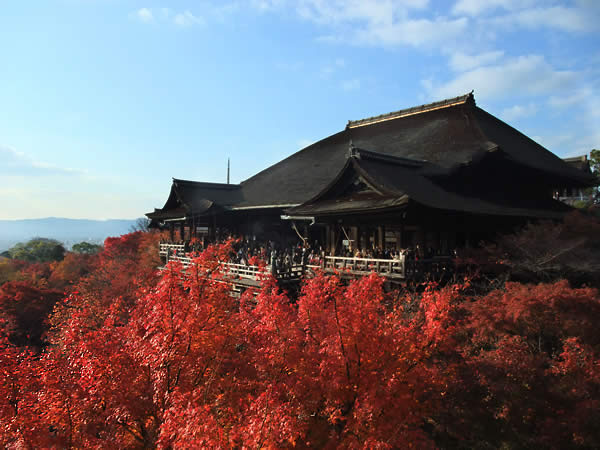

{"left": 0, "top": 218, "right": 140, "bottom": 252}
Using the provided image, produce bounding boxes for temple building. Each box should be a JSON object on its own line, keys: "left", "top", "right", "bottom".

{"left": 147, "top": 92, "right": 596, "bottom": 255}
{"left": 557, "top": 155, "right": 595, "bottom": 205}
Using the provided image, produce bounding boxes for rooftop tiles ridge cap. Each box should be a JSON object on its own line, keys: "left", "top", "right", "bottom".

{"left": 346, "top": 92, "right": 474, "bottom": 129}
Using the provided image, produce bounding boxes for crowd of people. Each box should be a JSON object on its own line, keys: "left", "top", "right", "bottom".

{"left": 161, "top": 234, "right": 453, "bottom": 275}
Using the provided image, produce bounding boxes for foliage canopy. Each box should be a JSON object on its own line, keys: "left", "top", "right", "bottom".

{"left": 0, "top": 232, "right": 599, "bottom": 448}
{"left": 7, "top": 238, "right": 65, "bottom": 263}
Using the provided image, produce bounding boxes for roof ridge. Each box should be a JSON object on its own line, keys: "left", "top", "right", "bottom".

{"left": 350, "top": 147, "right": 427, "bottom": 167}
{"left": 562, "top": 155, "right": 588, "bottom": 162}
{"left": 346, "top": 91, "right": 475, "bottom": 129}
{"left": 173, "top": 178, "right": 241, "bottom": 189}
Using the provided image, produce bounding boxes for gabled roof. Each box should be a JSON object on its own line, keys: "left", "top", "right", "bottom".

{"left": 346, "top": 92, "right": 475, "bottom": 129}
{"left": 149, "top": 92, "right": 596, "bottom": 220}
{"left": 147, "top": 179, "right": 242, "bottom": 220}
{"left": 235, "top": 92, "right": 595, "bottom": 209}
{"left": 563, "top": 155, "right": 592, "bottom": 173}
{"left": 288, "top": 148, "right": 571, "bottom": 219}
{"left": 171, "top": 179, "right": 242, "bottom": 209}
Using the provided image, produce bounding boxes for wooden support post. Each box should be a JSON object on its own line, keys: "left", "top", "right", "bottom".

{"left": 331, "top": 227, "right": 338, "bottom": 256}
{"left": 416, "top": 229, "right": 425, "bottom": 248}
{"left": 169, "top": 223, "right": 175, "bottom": 241}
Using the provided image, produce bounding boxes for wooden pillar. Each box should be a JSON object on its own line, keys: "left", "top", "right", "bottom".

{"left": 303, "top": 223, "right": 308, "bottom": 246}
{"left": 180, "top": 221, "right": 185, "bottom": 242}
{"left": 378, "top": 226, "right": 385, "bottom": 250}
{"left": 213, "top": 214, "right": 218, "bottom": 241}
{"left": 350, "top": 226, "right": 358, "bottom": 252}
{"left": 325, "top": 224, "right": 331, "bottom": 254}
{"left": 169, "top": 222, "right": 175, "bottom": 241}
{"left": 331, "top": 226, "right": 338, "bottom": 256}
{"left": 416, "top": 229, "right": 425, "bottom": 248}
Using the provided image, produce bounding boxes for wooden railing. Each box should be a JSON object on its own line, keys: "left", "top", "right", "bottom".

{"left": 222, "top": 263, "right": 263, "bottom": 280}
{"left": 165, "top": 254, "right": 311, "bottom": 282}
{"left": 163, "top": 253, "right": 266, "bottom": 283}
{"left": 159, "top": 242, "right": 186, "bottom": 256}
{"left": 323, "top": 255, "right": 406, "bottom": 279}
{"left": 159, "top": 244, "right": 455, "bottom": 282}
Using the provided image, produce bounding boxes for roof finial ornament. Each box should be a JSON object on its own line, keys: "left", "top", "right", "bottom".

{"left": 227, "top": 158, "right": 230, "bottom": 184}
{"left": 348, "top": 140, "right": 359, "bottom": 159}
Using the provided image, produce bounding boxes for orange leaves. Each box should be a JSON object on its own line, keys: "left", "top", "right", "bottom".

{"left": 2, "top": 237, "right": 600, "bottom": 448}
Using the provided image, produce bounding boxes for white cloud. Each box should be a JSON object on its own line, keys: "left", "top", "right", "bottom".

{"left": 349, "top": 16, "right": 468, "bottom": 47}
{"left": 500, "top": 102, "right": 538, "bottom": 122}
{"left": 533, "top": 131, "right": 600, "bottom": 158}
{"left": 132, "top": 7, "right": 204, "bottom": 27}
{"left": 296, "top": 0, "right": 429, "bottom": 26}
{"left": 452, "top": 0, "right": 536, "bottom": 17}
{"left": 297, "top": 138, "right": 315, "bottom": 149}
{"left": 448, "top": 50, "right": 504, "bottom": 72}
{"left": 491, "top": 6, "right": 599, "bottom": 33}
{"left": 247, "top": 0, "right": 467, "bottom": 48}
{"left": 452, "top": 0, "right": 600, "bottom": 33}
{"left": 135, "top": 7, "right": 154, "bottom": 23}
{"left": 173, "top": 10, "right": 205, "bottom": 27}
{"left": 423, "top": 55, "right": 577, "bottom": 101}
{"left": 250, "top": 0, "right": 287, "bottom": 11}
{"left": 548, "top": 87, "right": 592, "bottom": 109}
{"left": 0, "top": 145, "right": 86, "bottom": 177}
{"left": 341, "top": 78, "right": 360, "bottom": 91}
{"left": 320, "top": 58, "right": 346, "bottom": 78}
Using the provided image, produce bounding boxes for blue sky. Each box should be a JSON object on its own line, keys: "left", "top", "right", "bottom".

{"left": 1, "top": 0, "right": 598, "bottom": 219}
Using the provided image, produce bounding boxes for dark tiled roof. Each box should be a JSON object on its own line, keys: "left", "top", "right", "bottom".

{"left": 146, "top": 207, "right": 187, "bottom": 220}
{"left": 147, "top": 179, "right": 242, "bottom": 220}
{"left": 346, "top": 92, "right": 475, "bottom": 129}
{"left": 236, "top": 92, "right": 594, "bottom": 209}
{"left": 171, "top": 179, "right": 242, "bottom": 210}
{"left": 289, "top": 149, "right": 570, "bottom": 219}
{"left": 149, "top": 92, "right": 596, "bottom": 218}
{"left": 562, "top": 155, "right": 591, "bottom": 173}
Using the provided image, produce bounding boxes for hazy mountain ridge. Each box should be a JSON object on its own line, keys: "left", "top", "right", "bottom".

{"left": 0, "top": 218, "right": 139, "bottom": 251}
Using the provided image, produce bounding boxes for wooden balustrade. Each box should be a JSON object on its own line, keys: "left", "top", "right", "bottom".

{"left": 163, "top": 253, "right": 265, "bottom": 282}
{"left": 323, "top": 255, "right": 406, "bottom": 279}
{"left": 159, "top": 242, "right": 186, "bottom": 256}
{"left": 158, "top": 244, "right": 456, "bottom": 283}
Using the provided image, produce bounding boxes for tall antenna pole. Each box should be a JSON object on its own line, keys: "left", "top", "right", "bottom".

{"left": 227, "top": 158, "right": 230, "bottom": 184}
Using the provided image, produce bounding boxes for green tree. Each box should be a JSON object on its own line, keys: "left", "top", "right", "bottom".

{"left": 8, "top": 238, "right": 66, "bottom": 263}
{"left": 590, "top": 149, "right": 599, "bottom": 173}
{"left": 71, "top": 241, "right": 102, "bottom": 255}
{"left": 590, "top": 149, "right": 600, "bottom": 204}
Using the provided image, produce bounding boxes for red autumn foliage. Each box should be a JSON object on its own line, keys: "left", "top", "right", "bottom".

{"left": 0, "top": 237, "right": 599, "bottom": 448}
{"left": 0, "top": 281, "right": 63, "bottom": 348}
{"left": 48, "top": 252, "right": 97, "bottom": 291}
{"left": 449, "top": 280, "right": 600, "bottom": 448}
